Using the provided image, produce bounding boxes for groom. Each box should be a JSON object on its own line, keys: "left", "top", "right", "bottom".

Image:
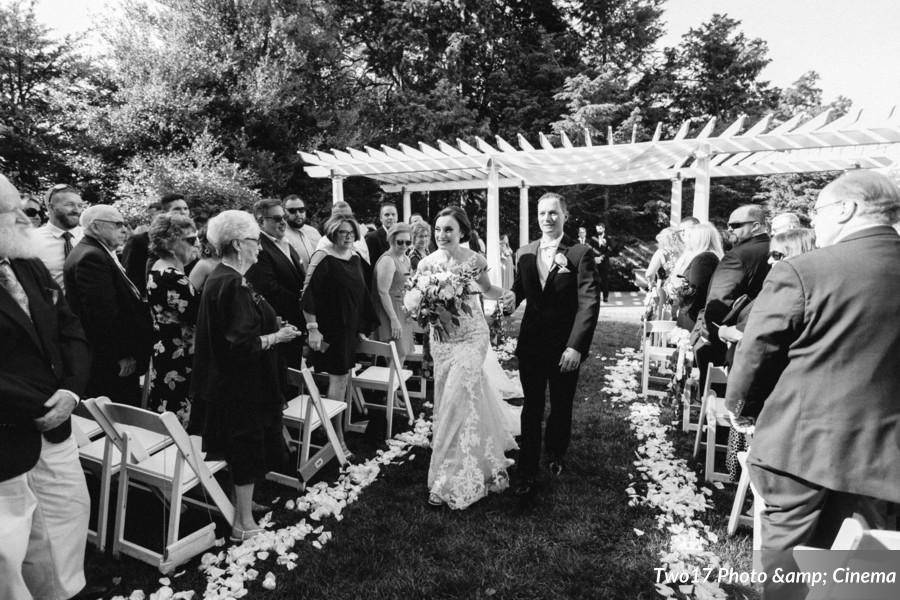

{"left": 511, "top": 193, "right": 601, "bottom": 494}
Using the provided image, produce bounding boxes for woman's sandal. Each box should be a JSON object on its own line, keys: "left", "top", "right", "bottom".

{"left": 229, "top": 527, "right": 265, "bottom": 543}
{"left": 427, "top": 493, "right": 444, "bottom": 507}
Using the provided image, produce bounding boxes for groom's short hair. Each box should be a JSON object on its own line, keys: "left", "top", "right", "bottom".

{"left": 538, "top": 192, "right": 567, "bottom": 213}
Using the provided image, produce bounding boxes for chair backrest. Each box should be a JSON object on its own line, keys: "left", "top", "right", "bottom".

{"left": 83, "top": 397, "right": 164, "bottom": 463}
{"left": 644, "top": 319, "right": 677, "bottom": 346}
{"left": 355, "top": 338, "right": 402, "bottom": 385}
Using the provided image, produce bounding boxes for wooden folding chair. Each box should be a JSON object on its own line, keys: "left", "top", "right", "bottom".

{"left": 641, "top": 319, "right": 678, "bottom": 398}
{"left": 84, "top": 397, "right": 234, "bottom": 573}
{"left": 349, "top": 339, "right": 415, "bottom": 440}
{"left": 77, "top": 399, "right": 173, "bottom": 552}
{"left": 267, "top": 366, "right": 349, "bottom": 490}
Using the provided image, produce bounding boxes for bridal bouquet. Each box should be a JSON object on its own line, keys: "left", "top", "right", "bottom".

{"left": 402, "top": 259, "right": 485, "bottom": 341}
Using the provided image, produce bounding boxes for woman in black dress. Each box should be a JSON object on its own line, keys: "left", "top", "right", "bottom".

{"left": 670, "top": 222, "right": 723, "bottom": 331}
{"left": 190, "top": 210, "right": 301, "bottom": 542}
{"left": 147, "top": 214, "right": 199, "bottom": 426}
{"left": 302, "top": 215, "right": 377, "bottom": 409}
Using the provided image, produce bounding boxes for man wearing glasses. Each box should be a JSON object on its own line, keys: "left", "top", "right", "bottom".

{"left": 64, "top": 205, "right": 154, "bottom": 406}
{"left": 693, "top": 205, "right": 771, "bottom": 370}
{"left": 282, "top": 194, "right": 321, "bottom": 269}
{"left": 246, "top": 199, "right": 306, "bottom": 368}
{"left": 32, "top": 184, "right": 84, "bottom": 292}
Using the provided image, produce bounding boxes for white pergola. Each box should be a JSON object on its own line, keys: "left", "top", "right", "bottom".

{"left": 300, "top": 108, "right": 900, "bottom": 284}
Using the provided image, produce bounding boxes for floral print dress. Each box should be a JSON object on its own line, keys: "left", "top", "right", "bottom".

{"left": 147, "top": 266, "right": 198, "bottom": 426}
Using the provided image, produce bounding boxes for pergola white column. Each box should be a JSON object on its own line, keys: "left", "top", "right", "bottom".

{"left": 670, "top": 175, "right": 683, "bottom": 225}
{"left": 519, "top": 183, "right": 529, "bottom": 247}
{"left": 692, "top": 146, "right": 711, "bottom": 222}
{"left": 402, "top": 187, "right": 412, "bottom": 222}
{"left": 486, "top": 159, "right": 501, "bottom": 285}
{"left": 330, "top": 173, "right": 344, "bottom": 205}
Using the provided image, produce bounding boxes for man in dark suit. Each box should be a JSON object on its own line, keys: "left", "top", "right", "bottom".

{"left": 726, "top": 171, "right": 900, "bottom": 600}
{"left": 693, "top": 205, "right": 770, "bottom": 372}
{"left": 364, "top": 201, "right": 398, "bottom": 276}
{"left": 0, "top": 174, "right": 96, "bottom": 600}
{"left": 246, "top": 198, "right": 306, "bottom": 368}
{"left": 120, "top": 193, "right": 189, "bottom": 297}
{"left": 511, "top": 193, "right": 601, "bottom": 494}
{"left": 64, "top": 205, "right": 154, "bottom": 406}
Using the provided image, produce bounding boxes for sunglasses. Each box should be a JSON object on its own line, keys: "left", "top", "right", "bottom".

{"left": 768, "top": 250, "right": 785, "bottom": 261}
{"left": 395, "top": 240, "right": 412, "bottom": 247}
{"left": 24, "top": 208, "right": 42, "bottom": 217}
{"left": 285, "top": 207, "right": 306, "bottom": 214}
{"left": 95, "top": 219, "right": 126, "bottom": 228}
{"left": 727, "top": 221, "right": 755, "bottom": 230}
{"left": 183, "top": 236, "right": 198, "bottom": 245}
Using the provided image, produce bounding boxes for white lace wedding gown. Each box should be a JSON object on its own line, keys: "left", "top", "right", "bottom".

{"left": 426, "top": 257, "right": 518, "bottom": 510}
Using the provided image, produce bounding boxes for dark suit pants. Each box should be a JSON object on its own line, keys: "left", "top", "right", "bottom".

{"left": 749, "top": 460, "right": 899, "bottom": 600}
{"left": 88, "top": 363, "right": 141, "bottom": 407}
{"left": 518, "top": 356, "right": 579, "bottom": 479}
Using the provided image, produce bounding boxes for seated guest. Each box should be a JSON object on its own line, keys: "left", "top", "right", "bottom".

{"left": 0, "top": 174, "right": 96, "bottom": 600}
{"left": 408, "top": 219, "right": 431, "bottom": 271}
{"left": 303, "top": 215, "right": 377, "bottom": 408}
{"left": 726, "top": 171, "right": 900, "bottom": 600}
{"left": 121, "top": 193, "right": 190, "bottom": 297}
{"left": 147, "top": 214, "right": 199, "bottom": 426}
{"left": 187, "top": 226, "right": 220, "bottom": 293}
{"left": 670, "top": 222, "right": 723, "bottom": 330}
{"left": 32, "top": 184, "right": 84, "bottom": 291}
{"left": 64, "top": 205, "right": 154, "bottom": 405}
{"left": 190, "top": 210, "right": 301, "bottom": 542}
{"left": 372, "top": 223, "right": 413, "bottom": 365}
{"left": 246, "top": 198, "right": 305, "bottom": 368}
{"left": 770, "top": 211, "right": 802, "bottom": 235}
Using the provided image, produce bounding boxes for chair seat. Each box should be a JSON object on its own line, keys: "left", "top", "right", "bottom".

{"left": 79, "top": 425, "right": 172, "bottom": 466}
{"left": 407, "top": 344, "right": 424, "bottom": 361}
{"left": 130, "top": 444, "right": 228, "bottom": 491}
{"left": 71, "top": 415, "right": 102, "bottom": 440}
{"left": 283, "top": 394, "right": 346, "bottom": 429}
{"left": 707, "top": 395, "right": 732, "bottom": 426}
{"left": 352, "top": 366, "right": 413, "bottom": 388}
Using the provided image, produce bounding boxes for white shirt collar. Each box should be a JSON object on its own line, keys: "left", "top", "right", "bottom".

{"left": 539, "top": 234, "right": 564, "bottom": 249}
{"left": 41, "top": 221, "right": 81, "bottom": 238}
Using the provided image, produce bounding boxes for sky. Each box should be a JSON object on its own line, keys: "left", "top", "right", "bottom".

{"left": 29, "top": 0, "right": 900, "bottom": 116}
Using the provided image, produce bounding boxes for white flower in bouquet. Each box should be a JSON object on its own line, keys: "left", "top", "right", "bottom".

{"left": 403, "top": 288, "right": 423, "bottom": 313}
{"left": 416, "top": 277, "right": 430, "bottom": 291}
{"left": 438, "top": 285, "right": 456, "bottom": 301}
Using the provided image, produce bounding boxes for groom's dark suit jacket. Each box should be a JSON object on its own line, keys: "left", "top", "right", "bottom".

{"left": 1, "top": 258, "right": 91, "bottom": 481}
{"left": 513, "top": 236, "right": 601, "bottom": 362}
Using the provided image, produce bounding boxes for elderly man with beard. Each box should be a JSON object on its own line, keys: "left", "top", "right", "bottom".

{"left": 64, "top": 205, "right": 154, "bottom": 406}
{"left": 33, "top": 184, "right": 84, "bottom": 291}
{"left": 0, "top": 174, "right": 97, "bottom": 600}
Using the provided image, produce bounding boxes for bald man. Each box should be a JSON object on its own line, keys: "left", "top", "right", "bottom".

{"left": 726, "top": 171, "right": 900, "bottom": 599}
{"left": 64, "top": 205, "right": 153, "bottom": 406}
{"left": 0, "top": 174, "right": 94, "bottom": 600}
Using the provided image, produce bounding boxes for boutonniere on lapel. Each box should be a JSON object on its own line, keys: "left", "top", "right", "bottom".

{"left": 553, "top": 251, "right": 571, "bottom": 274}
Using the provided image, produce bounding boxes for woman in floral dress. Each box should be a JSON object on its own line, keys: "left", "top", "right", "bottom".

{"left": 146, "top": 213, "right": 199, "bottom": 426}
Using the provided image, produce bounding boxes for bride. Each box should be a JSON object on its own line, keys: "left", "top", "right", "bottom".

{"left": 417, "top": 206, "right": 518, "bottom": 509}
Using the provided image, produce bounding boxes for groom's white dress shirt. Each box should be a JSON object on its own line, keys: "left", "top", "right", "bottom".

{"left": 538, "top": 234, "right": 563, "bottom": 287}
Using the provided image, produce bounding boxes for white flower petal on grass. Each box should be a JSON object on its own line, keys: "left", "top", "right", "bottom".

{"left": 262, "top": 572, "right": 276, "bottom": 590}
{"left": 633, "top": 528, "right": 645, "bottom": 536}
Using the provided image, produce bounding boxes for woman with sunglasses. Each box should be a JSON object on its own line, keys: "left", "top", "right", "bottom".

{"left": 21, "top": 194, "right": 46, "bottom": 228}
{"left": 146, "top": 214, "right": 201, "bottom": 426}
{"left": 372, "top": 223, "right": 414, "bottom": 365}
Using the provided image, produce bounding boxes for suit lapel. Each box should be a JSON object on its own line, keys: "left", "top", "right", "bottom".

{"left": 262, "top": 235, "right": 301, "bottom": 280}
{"left": 522, "top": 241, "right": 541, "bottom": 297}
{"left": 1, "top": 261, "right": 45, "bottom": 355}
{"left": 542, "top": 237, "right": 572, "bottom": 294}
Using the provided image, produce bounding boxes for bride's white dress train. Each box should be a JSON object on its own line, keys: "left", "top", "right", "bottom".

{"left": 428, "top": 293, "right": 518, "bottom": 510}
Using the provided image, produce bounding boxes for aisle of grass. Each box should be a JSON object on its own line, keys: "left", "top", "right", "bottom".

{"left": 85, "top": 318, "right": 757, "bottom": 599}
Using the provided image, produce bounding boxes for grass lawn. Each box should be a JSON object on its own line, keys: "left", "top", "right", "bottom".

{"left": 84, "top": 316, "right": 758, "bottom": 599}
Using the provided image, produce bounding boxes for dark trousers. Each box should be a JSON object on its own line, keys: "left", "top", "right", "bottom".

{"left": 749, "top": 460, "right": 899, "bottom": 600}
{"left": 87, "top": 362, "right": 141, "bottom": 407}
{"left": 598, "top": 261, "right": 610, "bottom": 301}
{"left": 517, "top": 355, "right": 580, "bottom": 478}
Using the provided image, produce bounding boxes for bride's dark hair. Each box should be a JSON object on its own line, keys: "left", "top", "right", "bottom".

{"left": 434, "top": 206, "right": 471, "bottom": 242}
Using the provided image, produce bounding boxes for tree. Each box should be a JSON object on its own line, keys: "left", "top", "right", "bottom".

{"left": 0, "top": 0, "right": 95, "bottom": 190}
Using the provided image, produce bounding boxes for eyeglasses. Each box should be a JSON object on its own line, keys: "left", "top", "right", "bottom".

{"left": 264, "top": 215, "right": 285, "bottom": 223}
{"left": 285, "top": 207, "right": 306, "bottom": 214}
{"left": 242, "top": 237, "right": 260, "bottom": 244}
{"left": 95, "top": 219, "right": 126, "bottom": 228}
{"left": 335, "top": 229, "right": 355, "bottom": 237}
{"left": 727, "top": 221, "right": 755, "bottom": 230}
{"left": 395, "top": 240, "right": 412, "bottom": 247}
{"left": 810, "top": 198, "right": 846, "bottom": 218}
{"left": 768, "top": 250, "right": 785, "bottom": 261}
{"left": 24, "top": 208, "right": 41, "bottom": 217}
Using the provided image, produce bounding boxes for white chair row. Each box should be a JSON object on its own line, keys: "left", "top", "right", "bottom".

{"left": 641, "top": 319, "right": 679, "bottom": 399}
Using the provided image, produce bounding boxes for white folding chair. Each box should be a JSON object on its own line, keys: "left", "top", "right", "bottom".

{"left": 403, "top": 324, "right": 429, "bottom": 400}
{"left": 681, "top": 365, "right": 703, "bottom": 432}
{"left": 692, "top": 364, "right": 729, "bottom": 461}
{"left": 349, "top": 339, "right": 415, "bottom": 440}
{"left": 641, "top": 319, "right": 678, "bottom": 398}
{"left": 267, "top": 366, "right": 349, "bottom": 490}
{"left": 84, "top": 397, "right": 234, "bottom": 573}
{"left": 727, "top": 450, "right": 764, "bottom": 571}
{"left": 76, "top": 399, "right": 173, "bottom": 552}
